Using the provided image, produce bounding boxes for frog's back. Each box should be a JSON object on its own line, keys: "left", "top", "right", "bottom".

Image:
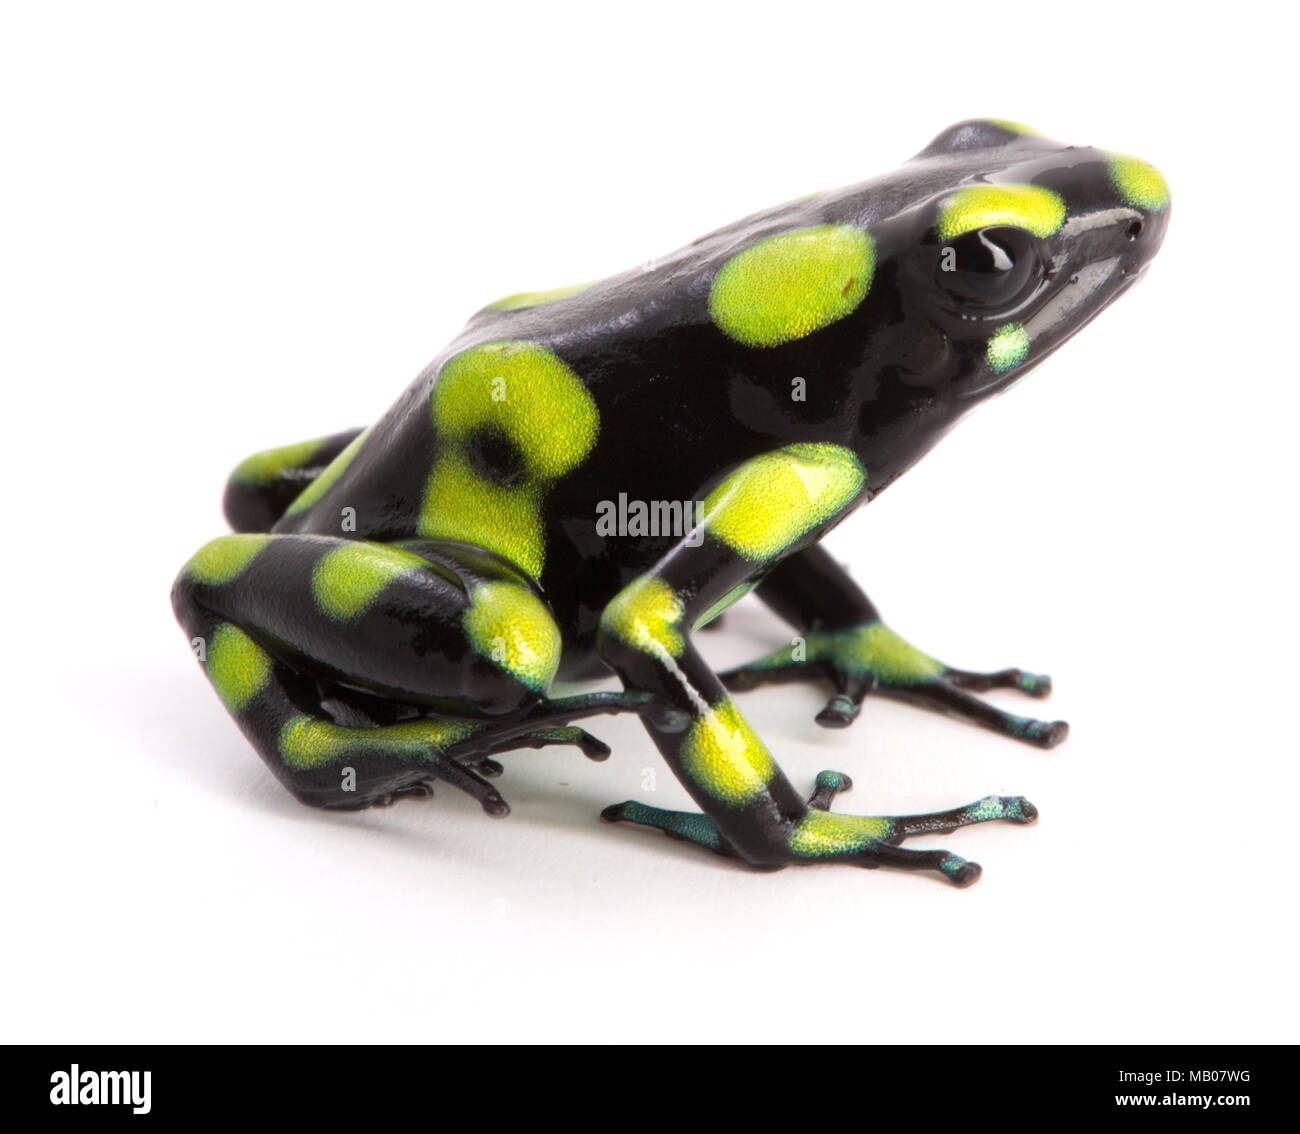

{"left": 270, "top": 187, "right": 855, "bottom": 554}
{"left": 272, "top": 168, "right": 902, "bottom": 541}
{"left": 272, "top": 123, "right": 1087, "bottom": 648}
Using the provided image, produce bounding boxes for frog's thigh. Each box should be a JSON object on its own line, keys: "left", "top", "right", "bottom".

{"left": 172, "top": 534, "right": 566, "bottom": 808}
{"left": 173, "top": 533, "right": 560, "bottom": 716}
{"left": 223, "top": 428, "right": 365, "bottom": 533}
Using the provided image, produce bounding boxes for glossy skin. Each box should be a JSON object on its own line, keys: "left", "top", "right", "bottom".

{"left": 173, "top": 120, "right": 1169, "bottom": 884}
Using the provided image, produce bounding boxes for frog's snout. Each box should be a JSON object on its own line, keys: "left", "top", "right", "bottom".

{"left": 1106, "top": 153, "right": 1170, "bottom": 272}
{"left": 1123, "top": 200, "right": 1169, "bottom": 271}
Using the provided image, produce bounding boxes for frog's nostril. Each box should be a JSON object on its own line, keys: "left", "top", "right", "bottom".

{"left": 1126, "top": 219, "right": 1144, "bottom": 241}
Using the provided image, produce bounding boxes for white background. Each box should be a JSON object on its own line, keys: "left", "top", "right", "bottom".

{"left": 3, "top": 1, "right": 1295, "bottom": 1044}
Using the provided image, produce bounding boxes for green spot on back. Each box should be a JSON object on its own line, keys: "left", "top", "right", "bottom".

{"left": 486, "top": 281, "right": 595, "bottom": 311}
{"left": 420, "top": 341, "right": 599, "bottom": 577}
{"left": 422, "top": 454, "right": 546, "bottom": 578}
{"left": 709, "top": 224, "right": 876, "bottom": 348}
{"left": 430, "top": 341, "right": 598, "bottom": 478}
{"left": 185, "top": 534, "right": 270, "bottom": 584}
{"left": 207, "top": 622, "right": 273, "bottom": 712}
{"left": 311, "top": 542, "right": 430, "bottom": 620}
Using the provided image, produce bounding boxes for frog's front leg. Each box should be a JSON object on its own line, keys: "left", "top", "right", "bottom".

{"left": 172, "top": 534, "right": 652, "bottom": 814}
{"left": 596, "top": 444, "right": 1036, "bottom": 884}
{"left": 718, "top": 544, "right": 1068, "bottom": 748}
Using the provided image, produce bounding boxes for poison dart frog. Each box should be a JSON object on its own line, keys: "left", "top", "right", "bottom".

{"left": 173, "top": 119, "right": 1169, "bottom": 885}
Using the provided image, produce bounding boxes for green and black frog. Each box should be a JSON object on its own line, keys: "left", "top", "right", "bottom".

{"left": 173, "top": 119, "right": 1169, "bottom": 885}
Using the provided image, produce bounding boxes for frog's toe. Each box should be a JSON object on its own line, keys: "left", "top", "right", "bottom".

{"left": 945, "top": 666, "right": 1053, "bottom": 699}
{"left": 807, "top": 769, "right": 853, "bottom": 810}
{"left": 1024, "top": 718, "right": 1069, "bottom": 748}
{"left": 1008, "top": 795, "right": 1039, "bottom": 823}
{"left": 601, "top": 800, "right": 728, "bottom": 855}
{"left": 813, "top": 674, "right": 876, "bottom": 729}
{"left": 407, "top": 751, "right": 513, "bottom": 817}
{"left": 1018, "top": 671, "right": 1052, "bottom": 698}
{"left": 992, "top": 714, "right": 1069, "bottom": 748}
{"left": 791, "top": 783, "right": 1037, "bottom": 884}
{"left": 881, "top": 679, "right": 1071, "bottom": 750}
{"left": 942, "top": 857, "right": 983, "bottom": 888}
{"left": 515, "top": 725, "right": 611, "bottom": 761}
{"left": 815, "top": 696, "right": 857, "bottom": 727}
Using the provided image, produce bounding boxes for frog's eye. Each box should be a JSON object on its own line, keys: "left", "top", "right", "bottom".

{"left": 936, "top": 226, "right": 1040, "bottom": 308}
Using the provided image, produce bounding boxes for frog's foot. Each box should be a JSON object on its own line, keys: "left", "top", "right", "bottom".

{"left": 602, "top": 775, "right": 1037, "bottom": 886}
{"left": 718, "top": 620, "right": 1067, "bottom": 749}
{"left": 487, "top": 725, "right": 612, "bottom": 763}
{"left": 326, "top": 722, "right": 615, "bottom": 815}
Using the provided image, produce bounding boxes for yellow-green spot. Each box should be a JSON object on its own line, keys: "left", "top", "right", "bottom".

{"left": 279, "top": 716, "right": 483, "bottom": 771}
{"left": 1107, "top": 153, "right": 1170, "bottom": 213}
{"left": 984, "top": 118, "right": 1042, "bottom": 137}
{"left": 600, "top": 576, "right": 685, "bottom": 658}
{"left": 185, "top": 533, "right": 271, "bottom": 584}
{"left": 702, "top": 442, "right": 865, "bottom": 561}
{"left": 836, "top": 622, "right": 944, "bottom": 684}
{"left": 429, "top": 341, "right": 598, "bottom": 479}
{"left": 421, "top": 454, "right": 547, "bottom": 578}
{"left": 986, "top": 322, "right": 1031, "bottom": 374}
{"left": 231, "top": 437, "right": 328, "bottom": 486}
{"left": 680, "top": 700, "right": 775, "bottom": 808}
{"left": 463, "top": 580, "right": 561, "bottom": 691}
{"left": 486, "top": 281, "right": 595, "bottom": 311}
{"left": 207, "top": 622, "right": 273, "bottom": 713}
{"left": 284, "top": 426, "right": 372, "bottom": 516}
{"left": 709, "top": 224, "right": 875, "bottom": 348}
{"left": 420, "top": 341, "right": 599, "bottom": 576}
{"left": 935, "top": 183, "right": 1066, "bottom": 241}
{"left": 788, "top": 810, "right": 893, "bottom": 858}
{"left": 311, "top": 542, "right": 429, "bottom": 621}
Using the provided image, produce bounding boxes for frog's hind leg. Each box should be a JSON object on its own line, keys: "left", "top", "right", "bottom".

{"left": 222, "top": 428, "right": 364, "bottom": 532}
{"left": 172, "top": 533, "right": 650, "bottom": 814}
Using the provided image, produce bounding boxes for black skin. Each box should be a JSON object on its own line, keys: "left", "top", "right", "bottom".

{"left": 174, "top": 120, "right": 1169, "bottom": 883}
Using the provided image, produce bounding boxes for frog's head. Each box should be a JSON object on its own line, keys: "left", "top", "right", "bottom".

{"left": 895, "top": 120, "right": 1168, "bottom": 391}
{"left": 849, "top": 119, "right": 1168, "bottom": 467}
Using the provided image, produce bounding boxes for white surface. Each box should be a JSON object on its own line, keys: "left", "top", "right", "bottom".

{"left": 3, "top": 1, "right": 1295, "bottom": 1044}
